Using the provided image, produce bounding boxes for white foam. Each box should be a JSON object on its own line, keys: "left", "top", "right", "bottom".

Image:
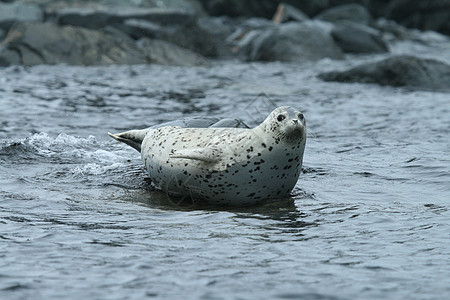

{"left": 71, "top": 162, "right": 125, "bottom": 176}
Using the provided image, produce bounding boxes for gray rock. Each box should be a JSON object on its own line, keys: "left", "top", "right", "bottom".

{"left": 0, "top": 2, "right": 43, "bottom": 30}
{"left": 331, "top": 21, "right": 388, "bottom": 54}
{"left": 47, "top": 7, "right": 195, "bottom": 30}
{"left": 4, "top": 22, "right": 147, "bottom": 66}
{"left": 318, "top": 55, "right": 450, "bottom": 92}
{"left": 238, "top": 21, "right": 343, "bottom": 62}
{"left": 272, "top": 3, "right": 309, "bottom": 24}
{"left": 386, "top": 0, "right": 450, "bottom": 36}
{"left": 119, "top": 18, "right": 165, "bottom": 39}
{"left": 0, "top": 48, "right": 21, "bottom": 67}
{"left": 119, "top": 17, "right": 218, "bottom": 57}
{"left": 373, "top": 18, "right": 416, "bottom": 41}
{"left": 137, "top": 38, "right": 209, "bottom": 66}
{"left": 226, "top": 17, "right": 275, "bottom": 51}
{"left": 197, "top": 16, "right": 240, "bottom": 57}
{"left": 315, "top": 4, "right": 372, "bottom": 25}
{"left": 199, "top": 0, "right": 280, "bottom": 18}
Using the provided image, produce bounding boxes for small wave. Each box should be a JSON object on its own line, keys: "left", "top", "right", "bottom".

{"left": 1, "top": 132, "right": 134, "bottom": 163}
{"left": 71, "top": 162, "right": 126, "bottom": 176}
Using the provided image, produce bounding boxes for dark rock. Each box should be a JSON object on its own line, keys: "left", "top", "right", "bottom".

{"left": 199, "top": 0, "right": 279, "bottom": 18}
{"left": 199, "top": 0, "right": 368, "bottom": 18}
{"left": 331, "top": 21, "right": 388, "bottom": 54}
{"left": 226, "top": 17, "right": 275, "bottom": 50}
{"left": 197, "top": 16, "right": 240, "bottom": 57}
{"left": 297, "top": 1, "right": 370, "bottom": 17}
{"left": 47, "top": 7, "right": 195, "bottom": 30}
{"left": 119, "top": 17, "right": 218, "bottom": 57}
{"left": 3, "top": 22, "right": 147, "bottom": 66}
{"left": 137, "top": 38, "right": 209, "bottom": 66}
{"left": 386, "top": 0, "right": 450, "bottom": 36}
{"left": 315, "top": 4, "right": 372, "bottom": 25}
{"left": 237, "top": 21, "right": 343, "bottom": 62}
{"left": 0, "top": 2, "right": 43, "bottom": 30}
{"left": 318, "top": 55, "right": 450, "bottom": 92}
{"left": 373, "top": 18, "right": 417, "bottom": 41}
{"left": 0, "top": 48, "right": 21, "bottom": 67}
{"left": 272, "top": 3, "right": 309, "bottom": 24}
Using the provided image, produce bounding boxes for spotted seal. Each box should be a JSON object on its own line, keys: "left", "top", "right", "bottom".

{"left": 109, "top": 106, "right": 306, "bottom": 205}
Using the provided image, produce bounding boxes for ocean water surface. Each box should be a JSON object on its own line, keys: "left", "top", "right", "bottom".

{"left": 1, "top": 37, "right": 449, "bottom": 299}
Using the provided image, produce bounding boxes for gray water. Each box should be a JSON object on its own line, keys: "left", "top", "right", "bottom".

{"left": 1, "top": 37, "right": 450, "bottom": 299}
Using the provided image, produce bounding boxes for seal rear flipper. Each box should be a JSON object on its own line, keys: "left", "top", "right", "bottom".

{"left": 169, "top": 147, "right": 222, "bottom": 163}
{"left": 108, "top": 129, "right": 151, "bottom": 152}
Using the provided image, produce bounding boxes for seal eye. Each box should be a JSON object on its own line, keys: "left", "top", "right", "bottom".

{"left": 277, "top": 114, "right": 285, "bottom": 122}
{"left": 298, "top": 113, "right": 304, "bottom": 121}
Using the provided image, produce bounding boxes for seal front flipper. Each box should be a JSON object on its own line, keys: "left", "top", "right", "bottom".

{"left": 169, "top": 147, "right": 222, "bottom": 163}
{"left": 108, "top": 129, "right": 152, "bottom": 152}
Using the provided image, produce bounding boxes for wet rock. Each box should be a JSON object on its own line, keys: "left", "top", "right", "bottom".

{"left": 318, "top": 55, "right": 450, "bottom": 92}
{"left": 331, "top": 21, "right": 388, "bottom": 54}
{"left": 315, "top": 4, "right": 372, "bottom": 25}
{"left": 272, "top": 3, "right": 309, "bottom": 24}
{"left": 237, "top": 21, "right": 343, "bottom": 62}
{"left": 137, "top": 38, "right": 209, "bottom": 66}
{"left": 386, "top": 0, "right": 450, "bottom": 36}
{"left": 3, "top": 22, "right": 147, "bottom": 66}
{"left": 0, "top": 2, "right": 43, "bottom": 31}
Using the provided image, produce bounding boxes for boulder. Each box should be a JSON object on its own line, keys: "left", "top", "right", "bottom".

{"left": 315, "top": 4, "right": 372, "bottom": 25}
{"left": 1, "top": 22, "right": 209, "bottom": 67}
{"left": 237, "top": 21, "right": 343, "bottom": 62}
{"left": 385, "top": 0, "right": 450, "bottom": 36}
{"left": 199, "top": 0, "right": 369, "bottom": 19}
{"left": 226, "top": 17, "right": 275, "bottom": 49}
{"left": 0, "top": 48, "right": 21, "bottom": 67}
{"left": 272, "top": 3, "right": 309, "bottom": 24}
{"left": 0, "top": 2, "right": 43, "bottom": 30}
{"left": 331, "top": 21, "right": 388, "bottom": 54}
{"left": 197, "top": 16, "right": 240, "bottom": 57}
{"left": 318, "top": 55, "right": 450, "bottom": 92}
{"left": 3, "top": 22, "right": 147, "bottom": 66}
{"left": 373, "top": 18, "right": 417, "bottom": 41}
{"left": 119, "top": 17, "right": 218, "bottom": 57}
{"left": 47, "top": 7, "right": 195, "bottom": 30}
{"left": 137, "top": 38, "right": 209, "bottom": 66}
{"left": 199, "top": 0, "right": 280, "bottom": 18}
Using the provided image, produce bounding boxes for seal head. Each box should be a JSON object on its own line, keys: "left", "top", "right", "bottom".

{"left": 257, "top": 106, "right": 306, "bottom": 143}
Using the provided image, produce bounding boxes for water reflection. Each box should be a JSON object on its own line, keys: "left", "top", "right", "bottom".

{"left": 120, "top": 183, "right": 319, "bottom": 240}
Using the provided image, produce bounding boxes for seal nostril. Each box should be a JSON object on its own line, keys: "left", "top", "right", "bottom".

{"left": 293, "top": 119, "right": 298, "bottom": 124}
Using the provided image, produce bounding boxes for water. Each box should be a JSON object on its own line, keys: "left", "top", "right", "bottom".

{"left": 1, "top": 36, "right": 450, "bottom": 299}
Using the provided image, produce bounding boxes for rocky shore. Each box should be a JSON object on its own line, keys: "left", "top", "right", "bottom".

{"left": 1, "top": 0, "right": 449, "bottom": 91}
